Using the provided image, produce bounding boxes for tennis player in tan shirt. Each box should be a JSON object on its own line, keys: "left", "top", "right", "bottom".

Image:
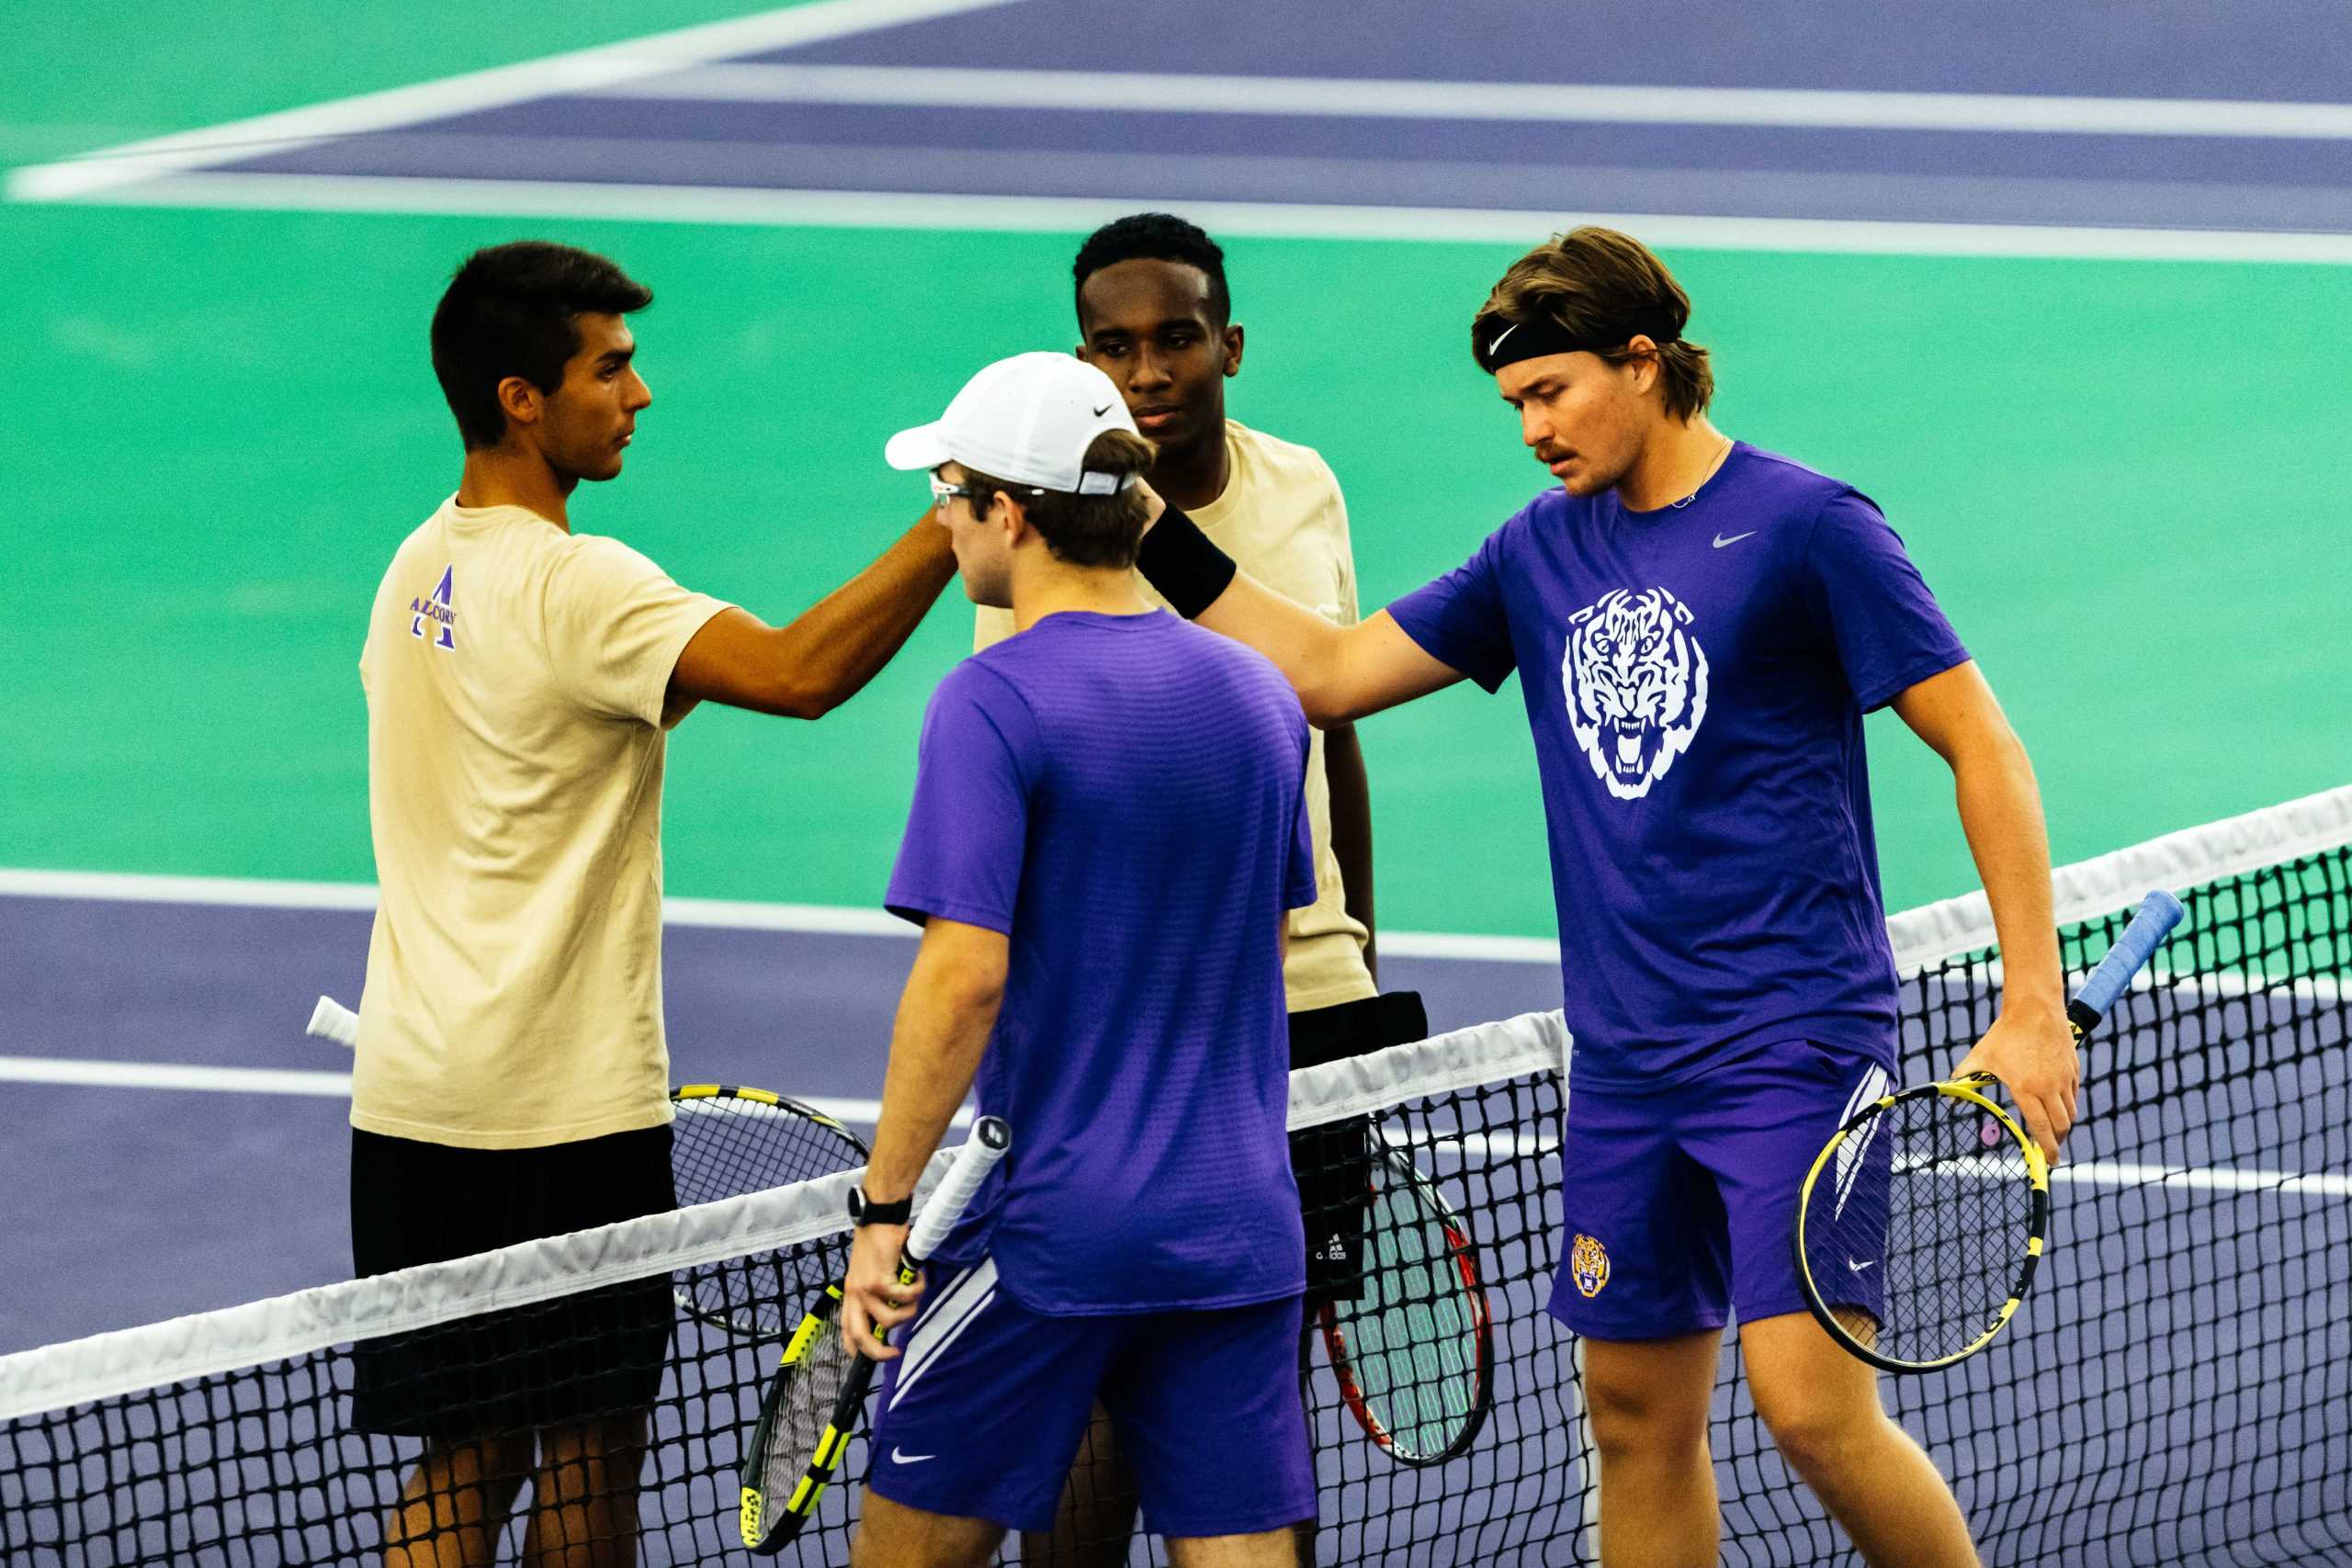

{"left": 975, "top": 213, "right": 1427, "bottom": 1568}
{"left": 355, "top": 241, "right": 956, "bottom": 1567}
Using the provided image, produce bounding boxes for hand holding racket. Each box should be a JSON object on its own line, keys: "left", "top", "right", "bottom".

{"left": 1794, "top": 889, "right": 2185, "bottom": 1372}
{"left": 739, "top": 1117, "right": 1012, "bottom": 1553}
{"left": 1955, "top": 888, "right": 2188, "bottom": 1160}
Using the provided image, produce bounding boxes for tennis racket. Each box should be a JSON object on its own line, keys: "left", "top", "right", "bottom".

{"left": 304, "top": 997, "right": 867, "bottom": 1341}
{"left": 1317, "top": 1142, "right": 1495, "bottom": 1466}
{"left": 739, "top": 1116, "right": 1012, "bottom": 1553}
{"left": 1793, "top": 888, "right": 2187, "bottom": 1372}
{"left": 671, "top": 1085, "right": 869, "bottom": 1340}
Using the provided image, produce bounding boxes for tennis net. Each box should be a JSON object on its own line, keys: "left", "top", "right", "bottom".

{"left": 3, "top": 785, "right": 2346, "bottom": 1565}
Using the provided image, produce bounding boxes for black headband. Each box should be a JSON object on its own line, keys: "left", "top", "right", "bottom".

{"left": 1471, "top": 310, "right": 1681, "bottom": 375}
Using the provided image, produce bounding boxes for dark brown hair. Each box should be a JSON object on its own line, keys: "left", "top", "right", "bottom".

{"left": 965, "top": 429, "right": 1159, "bottom": 569}
{"left": 431, "top": 242, "right": 652, "bottom": 449}
{"left": 1480, "top": 227, "right": 1714, "bottom": 420}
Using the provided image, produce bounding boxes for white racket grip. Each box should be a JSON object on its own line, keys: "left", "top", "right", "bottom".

{"left": 308, "top": 996, "right": 360, "bottom": 1049}
{"left": 906, "top": 1116, "right": 1011, "bottom": 1263}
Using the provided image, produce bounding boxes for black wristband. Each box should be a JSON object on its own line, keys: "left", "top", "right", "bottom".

{"left": 847, "top": 1188, "right": 912, "bottom": 1227}
{"left": 1135, "top": 504, "right": 1237, "bottom": 619}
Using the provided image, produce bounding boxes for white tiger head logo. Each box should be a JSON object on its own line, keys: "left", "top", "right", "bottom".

{"left": 1561, "top": 587, "right": 1710, "bottom": 801}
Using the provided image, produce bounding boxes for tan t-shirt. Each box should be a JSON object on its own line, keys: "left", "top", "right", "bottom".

{"left": 975, "top": 421, "right": 1377, "bottom": 1013}
{"left": 354, "top": 498, "right": 731, "bottom": 1149}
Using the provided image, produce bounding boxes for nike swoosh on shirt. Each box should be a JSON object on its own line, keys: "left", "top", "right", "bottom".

{"left": 1091, "top": 402, "right": 1113, "bottom": 417}
{"left": 890, "top": 1449, "right": 937, "bottom": 1464}
{"left": 1712, "top": 530, "right": 1758, "bottom": 548}
{"left": 1847, "top": 1258, "right": 1876, "bottom": 1273}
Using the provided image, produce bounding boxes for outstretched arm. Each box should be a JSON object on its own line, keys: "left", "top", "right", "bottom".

{"left": 839, "top": 917, "right": 1007, "bottom": 1358}
{"left": 669, "top": 509, "right": 956, "bottom": 719}
{"left": 1892, "top": 660, "right": 2079, "bottom": 1161}
{"left": 1138, "top": 502, "right": 1461, "bottom": 725}
{"left": 1200, "top": 583, "right": 1461, "bottom": 728}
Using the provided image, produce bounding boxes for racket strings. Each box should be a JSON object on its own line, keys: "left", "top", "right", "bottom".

{"left": 671, "top": 1094, "right": 869, "bottom": 1340}
{"left": 756, "top": 1325, "right": 859, "bottom": 1495}
{"left": 1806, "top": 1094, "right": 2037, "bottom": 1366}
{"left": 672, "top": 1096, "right": 868, "bottom": 1206}
{"left": 1330, "top": 1148, "right": 1487, "bottom": 1460}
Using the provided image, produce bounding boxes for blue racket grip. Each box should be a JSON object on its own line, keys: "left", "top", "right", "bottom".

{"left": 2067, "top": 890, "right": 2186, "bottom": 1030}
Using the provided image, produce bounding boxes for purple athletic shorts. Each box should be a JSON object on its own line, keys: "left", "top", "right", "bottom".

{"left": 867, "top": 1258, "right": 1316, "bottom": 1538}
{"left": 1549, "top": 1038, "right": 1894, "bottom": 1338}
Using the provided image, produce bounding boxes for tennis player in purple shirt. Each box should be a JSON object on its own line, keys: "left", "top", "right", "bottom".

{"left": 1129, "top": 229, "right": 2080, "bottom": 1568}
{"left": 839, "top": 352, "right": 1320, "bottom": 1568}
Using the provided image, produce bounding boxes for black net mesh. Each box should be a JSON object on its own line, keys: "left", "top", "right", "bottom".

{"left": 3, "top": 839, "right": 2346, "bottom": 1566}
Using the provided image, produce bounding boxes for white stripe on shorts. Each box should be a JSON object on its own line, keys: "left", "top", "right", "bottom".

{"left": 1833, "top": 1066, "right": 1894, "bottom": 1219}
{"left": 889, "top": 1256, "right": 999, "bottom": 1411}
{"left": 1838, "top": 1063, "right": 1887, "bottom": 1126}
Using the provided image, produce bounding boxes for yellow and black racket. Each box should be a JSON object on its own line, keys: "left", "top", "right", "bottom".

{"left": 739, "top": 1116, "right": 1012, "bottom": 1554}
{"left": 670, "top": 1085, "right": 868, "bottom": 1341}
{"left": 1794, "top": 889, "right": 2185, "bottom": 1372}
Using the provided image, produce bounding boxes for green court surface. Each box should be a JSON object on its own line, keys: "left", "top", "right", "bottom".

{"left": 6, "top": 5, "right": 2347, "bottom": 938}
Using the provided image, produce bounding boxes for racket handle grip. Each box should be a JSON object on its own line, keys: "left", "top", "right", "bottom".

{"left": 905, "top": 1116, "right": 1012, "bottom": 1264}
{"left": 308, "top": 996, "right": 360, "bottom": 1049}
{"left": 2068, "top": 890, "right": 2187, "bottom": 1033}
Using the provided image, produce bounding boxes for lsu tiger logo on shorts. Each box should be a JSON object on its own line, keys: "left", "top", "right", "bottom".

{"left": 1561, "top": 587, "right": 1709, "bottom": 801}
{"left": 1569, "top": 1233, "right": 1612, "bottom": 1298}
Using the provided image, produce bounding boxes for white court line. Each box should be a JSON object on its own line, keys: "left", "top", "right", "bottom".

{"left": 0, "top": 865, "right": 1556, "bottom": 961}
{"left": 13, "top": 868, "right": 2349, "bottom": 987}
{"left": 0, "top": 1056, "right": 355, "bottom": 1099}
{"left": 1444, "top": 1135, "right": 2346, "bottom": 1196}
{"left": 4, "top": 0, "right": 1021, "bottom": 201}
{"left": 0, "top": 1053, "right": 910, "bottom": 1124}
{"left": 32, "top": 173, "right": 2352, "bottom": 264}
{"left": 0, "top": 868, "right": 380, "bottom": 911}
{"left": 2047, "top": 1159, "right": 2351, "bottom": 1199}
{"left": 17, "top": 863, "right": 2352, "bottom": 984}
{"left": 7, "top": 1051, "right": 2335, "bottom": 1195}
{"left": 1897, "top": 1148, "right": 2350, "bottom": 1198}
{"left": 612, "top": 64, "right": 2352, "bottom": 141}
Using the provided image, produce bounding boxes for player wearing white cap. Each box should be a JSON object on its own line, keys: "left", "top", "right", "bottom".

{"left": 989, "top": 211, "right": 1419, "bottom": 1568}
{"left": 842, "top": 354, "right": 1320, "bottom": 1568}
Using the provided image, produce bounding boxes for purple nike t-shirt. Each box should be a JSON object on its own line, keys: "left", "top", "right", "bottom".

{"left": 1388, "top": 444, "right": 1969, "bottom": 1087}
{"left": 887, "top": 609, "right": 1318, "bottom": 1315}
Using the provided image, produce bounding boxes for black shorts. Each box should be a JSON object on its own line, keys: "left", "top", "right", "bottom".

{"left": 348, "top": 1122, "right": 679, "bottom": 1440}
{"left": 1290, "top": 991, "right": 1428, "bottom": 1307}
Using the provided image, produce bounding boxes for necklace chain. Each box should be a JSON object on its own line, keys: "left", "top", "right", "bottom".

{"left": 1668, "top": 435, "right": 1736, "bottom": 510}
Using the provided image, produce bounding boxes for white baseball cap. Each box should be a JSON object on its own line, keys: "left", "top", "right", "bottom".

{"left": 885, "top": 352, "right": 1142, "bottom": 495}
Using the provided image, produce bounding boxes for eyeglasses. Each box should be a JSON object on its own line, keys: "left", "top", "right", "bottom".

{"left": 928, "top": 474, "right": 980, "bottom": 508}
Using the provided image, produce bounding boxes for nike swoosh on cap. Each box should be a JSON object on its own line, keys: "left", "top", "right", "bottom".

{"left": 1091, "top": 402, "right": 1112, "bottom": 417}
